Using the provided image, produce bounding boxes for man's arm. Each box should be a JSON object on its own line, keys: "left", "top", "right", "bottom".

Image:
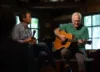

{"left": 54, "top": 28, "right": 66, "bottom": 42}
{"left": 78, "top": 27, "right": 89, "bottom": 44}
{"left": 12, "top": 25, "right": 22, "bottom": 42}
{"left": 82, "top": 27, "right": 89, "bottom": 43}
{"left": 54, "top": 28, "right": 61, "bottom": 38}
{"left": 54, "top": 24, "right": 67, "bottom": 37}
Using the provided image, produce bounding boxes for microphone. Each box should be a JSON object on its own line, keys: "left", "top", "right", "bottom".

{"left": 32, "top": 30, "right": 36, "bottom": 39}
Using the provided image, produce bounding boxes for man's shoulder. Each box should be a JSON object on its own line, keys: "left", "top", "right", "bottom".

{"left": 15, "top": 23, "right": 22, "bottom": 28}
{"left": 59, "top": 23, "right": 72, "bottom": 30}
{"left": 62, "top": 23, "right": 72, "bottom": 26}
{"left": 67, "top": 23, "right": 73, "bottom": 26}
{"left": 64, "top": 23, "right": 72, "bottom": 28}
{"left": 81, "top": 25, "right": 88, "bottom": 30}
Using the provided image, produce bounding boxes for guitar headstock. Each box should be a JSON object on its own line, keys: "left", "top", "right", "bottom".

{"left": 86, "top": 41, "right": 92, "bottom": 44}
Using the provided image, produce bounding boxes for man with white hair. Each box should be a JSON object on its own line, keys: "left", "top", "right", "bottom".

{"left": 54, "top": 12, "right": 89, "bottom": 72}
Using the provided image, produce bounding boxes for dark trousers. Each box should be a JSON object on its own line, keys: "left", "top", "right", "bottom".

{"left": 54, "top": 42, "right": 86, "bottom": 72}
{"left": 59, "top": 48, "right": 86, "bottom": 72}
{"left": 28, "top": 42, "right": 56, "bottom": 72}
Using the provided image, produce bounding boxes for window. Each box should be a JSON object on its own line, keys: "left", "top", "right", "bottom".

{"left": 16, "top": 16, "right": 39, "bottom": 43}
{"left": 84, "top": 14, "right": 100, "bottom": 50}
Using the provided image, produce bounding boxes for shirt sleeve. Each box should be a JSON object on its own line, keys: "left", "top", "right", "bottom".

{"left": 12, "top": 25, "right": 24, "bottom": 43}
{"left": 82, "top": 27, "right": 89, "bottom": 40}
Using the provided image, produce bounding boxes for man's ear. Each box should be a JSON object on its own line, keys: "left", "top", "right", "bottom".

{"left": 23, "top": 18, "right": 25, "bottom": 21}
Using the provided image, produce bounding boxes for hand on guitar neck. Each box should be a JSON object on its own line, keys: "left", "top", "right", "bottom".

{"left": 78, "top": 39, "right": 85, "bottom": 44}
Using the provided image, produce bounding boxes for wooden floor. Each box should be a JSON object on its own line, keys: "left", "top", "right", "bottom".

{"left": 40, "top": 58, "right": 94, "bottom": 72}
{"left": 40, "top": 61, "right": 60, "bottom": 72}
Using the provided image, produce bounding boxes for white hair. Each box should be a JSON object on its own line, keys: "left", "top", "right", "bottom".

{"left": 71, "top": 12, "right": 82, "bottom": 20}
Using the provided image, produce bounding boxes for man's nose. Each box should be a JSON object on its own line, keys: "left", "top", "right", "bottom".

{"left": 75, "top": 22, "right": 78, "bottom": 24}
{"left": 76, "top": 21, "right": 79, "bottom": 24}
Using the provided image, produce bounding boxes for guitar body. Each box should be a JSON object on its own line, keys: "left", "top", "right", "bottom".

{"left": 54, "top": 30, "right": 73, "bottom": 50}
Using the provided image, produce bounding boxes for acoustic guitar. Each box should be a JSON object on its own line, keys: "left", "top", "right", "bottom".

{"left": 54, "top": 30, "right": 91, "bottom": 50}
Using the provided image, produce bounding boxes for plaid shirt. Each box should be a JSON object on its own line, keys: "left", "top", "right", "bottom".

{"left": 12, "top": 23, "right": 32, "bottom": 43}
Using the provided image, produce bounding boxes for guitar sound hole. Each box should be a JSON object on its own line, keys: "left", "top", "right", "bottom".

{"left": 62, "top": 38, "right": 68, "bottom": 45}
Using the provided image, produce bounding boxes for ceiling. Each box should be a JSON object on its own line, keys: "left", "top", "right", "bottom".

{"left": 0, "top": 0, "right": 86, "bottom": 21}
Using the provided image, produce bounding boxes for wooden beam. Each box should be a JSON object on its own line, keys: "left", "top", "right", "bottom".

{"left": 17, "top": 2, "right": 85, "bottom": 9}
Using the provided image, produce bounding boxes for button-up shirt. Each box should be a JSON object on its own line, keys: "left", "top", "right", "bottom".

{"left": 12, "top": 22, "right": 32, "bottom": 43}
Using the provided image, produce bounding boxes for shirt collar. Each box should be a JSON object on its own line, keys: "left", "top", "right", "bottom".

{"left": 71, "top": 23, "right": 82, "bottom": 30}
{"left": 20, "top": 22, "right": 28, "bottom": 29}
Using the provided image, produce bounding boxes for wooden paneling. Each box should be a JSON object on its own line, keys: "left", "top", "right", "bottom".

{"left": 86, "top": 2, "right": 100, "bottom": 12}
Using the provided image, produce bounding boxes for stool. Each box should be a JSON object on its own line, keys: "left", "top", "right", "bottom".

{"left": 68, "top": 58, "right": 94, "bottom": 72}
{"left": 55, "top": 58, "right": 94, "bottom": 72}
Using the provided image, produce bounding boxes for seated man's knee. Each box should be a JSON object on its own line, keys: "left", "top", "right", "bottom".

{"left": 76, "top": 53, "right": 85, "bottom": 64}
{"left": 77, "top": 59, "right": 85, "bottom": 65}
{"left": 61, "top": 48, "right": 69, "bottom": 58}
{"left": 38, "top": 42, "right": 47, "bottom": 47}
{"left": 39, "top": 51, "right": 47, "bottom": 56}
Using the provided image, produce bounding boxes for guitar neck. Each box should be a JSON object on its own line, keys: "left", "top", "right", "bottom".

{"left": 68, "top": 39, "right": 77, "bottom": 42}
{"left": 67, "top": 39, "right": 91, "bottom": 44}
